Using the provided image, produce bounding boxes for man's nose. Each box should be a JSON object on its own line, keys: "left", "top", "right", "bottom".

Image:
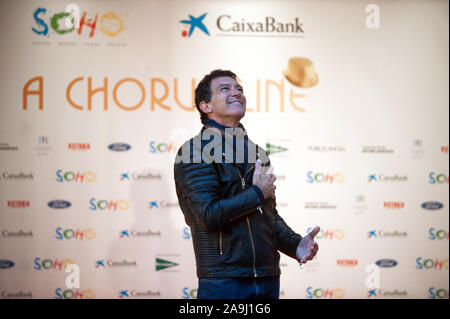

{"left": 231, "top": 88, "right": 242, "bottom": 97}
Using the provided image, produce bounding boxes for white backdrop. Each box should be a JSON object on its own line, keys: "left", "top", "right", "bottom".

{"left": 0, "top": 0, "right": 448, "bottom": 299}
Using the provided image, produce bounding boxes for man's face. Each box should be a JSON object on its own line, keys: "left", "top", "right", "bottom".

{"left": 207, "top": 76, "right": 246, "bottom": 121}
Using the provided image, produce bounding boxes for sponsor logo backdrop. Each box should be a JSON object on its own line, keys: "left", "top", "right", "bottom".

{"left": 0, "top": 0, "right": 448, "bottom": 298}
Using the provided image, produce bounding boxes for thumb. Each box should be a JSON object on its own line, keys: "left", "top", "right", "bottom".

{"left": 308, "top": 226, "right": 320, "bottom": 240}
{"left": 254, "top": 159, "right": 261, "bottom": 175}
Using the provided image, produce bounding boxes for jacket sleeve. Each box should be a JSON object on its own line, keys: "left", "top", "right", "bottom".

{"left": 262, "top": 198, "right": 302, "bottom": 261}
{"left": 175, "top": 161, "right": 263, "bottom": 231}
{"left": 273, "top": 211, "right": 302, "bottom": 260}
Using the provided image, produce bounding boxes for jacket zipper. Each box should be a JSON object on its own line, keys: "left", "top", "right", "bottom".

{"left": 238, "top": 170, "right": 258, "bottom": 277}
{"left": 219, "top": 231, "right": 223, "bottom": 255}
{"left": 221, "top": 166, "right": 255, "bottom": 256}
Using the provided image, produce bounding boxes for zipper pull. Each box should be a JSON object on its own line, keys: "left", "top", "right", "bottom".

{"left": 257, "top": 206, "right": 263, "bottom": 215}
{"left": 241, "top": 178, "right": 245, "bottom": 190}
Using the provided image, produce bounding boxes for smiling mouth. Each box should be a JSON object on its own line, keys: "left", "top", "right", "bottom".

{"left": 228, "top": 101, "right": 242, "bottom": 106}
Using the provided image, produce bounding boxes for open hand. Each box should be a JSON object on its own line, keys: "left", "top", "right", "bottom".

{"left": 296, "top": 226, "right": 320, "bottom": 264}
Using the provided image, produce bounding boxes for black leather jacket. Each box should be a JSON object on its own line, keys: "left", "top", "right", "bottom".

{"left": 174, "top": 122, "right": 302, "bottom": 278}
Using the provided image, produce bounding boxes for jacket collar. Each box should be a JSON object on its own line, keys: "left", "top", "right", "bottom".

{"left": 203, "top": 119, "right": 246, "bottom": 133}
{"left": 202, "top": 119, "right": 254, "bottom": 175}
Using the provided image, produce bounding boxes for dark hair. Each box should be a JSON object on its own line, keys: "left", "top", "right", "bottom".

{"left": 195, "top": 69, "right": 237, "bottom": 124}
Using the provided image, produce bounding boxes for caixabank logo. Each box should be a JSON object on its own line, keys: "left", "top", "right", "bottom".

{"left": 0, "top": 172, "right": 33, "bottom": 181}
{"left": 367, "top": 229, "right": 407, "bottom": 239}
{"left": 179, "top": 12, "right": 305, "bottom": 38}
{"left": 120, "top": 171, "right": 161, "bottom": 181}
{"left": 148, "top": 200, "right": 179, "bottom": 209}
{"left": 119, "top": 229, "right": 161, "bottom": 239}
{"left": 1, "top": 291, "right": 33, "bottom": 299}
{"left": 368, "top": 173, "right": 407, "bottom": 183}
{"left": 95, "top": 259, "right": 137, "bottom": 269}
{"left": 118, "top": 289, "right": 161, "bottom": 298}
{"left": 367, "top": 289, "right": 407, "bottom": 298}
{"left": 0, "top": 229, "right": 33, "bottom": 239}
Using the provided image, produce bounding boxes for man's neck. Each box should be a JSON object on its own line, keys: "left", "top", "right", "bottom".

{"left": 207, "top": 116, "right": 240, "bottom": 128}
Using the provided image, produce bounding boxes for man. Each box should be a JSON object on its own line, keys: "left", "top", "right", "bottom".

{"left": 174, "top": 69, "right": 320, "bottom": 299}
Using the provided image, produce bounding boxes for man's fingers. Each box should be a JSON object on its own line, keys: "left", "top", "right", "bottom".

{"left": 309, "top": 226, "right": 320, "bottom": 240}
{"left": 265, "top": 165, "right": 273, "bottom": 175}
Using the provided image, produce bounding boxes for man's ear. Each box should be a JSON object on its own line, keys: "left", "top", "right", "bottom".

{"left": 199, "top": 101, "right": 212, "bottom": 114}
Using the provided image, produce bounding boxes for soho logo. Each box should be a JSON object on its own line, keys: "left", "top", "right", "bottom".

{"left": 89, "top": 198, "right": 130, "bottom": 211}
{"left": 416, "top": 257, "right": 449, "bottom": 270}
{"left": 55, "top": 288, "right": 95, "bottom": 299}
{"left": 428, "top": 287, "right": 449, "bottom": 299}
{"left": 33, "top": 257, "right": 75, "bottom": 271}
{"left": 182, "top": 287, "right": 197, "bottom": 299}
{"left": 306, "top": 171, "right": 344, "bottom": 184}
{"left": 56, "top": 170, "right": 95, "bottom": 182}
{"left": 428, "top": 172, "right": 449, "bottom": 184}
{"left": 55, "top": 227, "right": 95, "bottom": 240}
{"left": 306, "top": 228, "right": 344, "bottom": 240}
{"left": 32, "top": 7, "right": 125, "bottom": 38}
{"left": 149, "top": 141, "right": 179, "bottom": 153}
{"left": 306, "top": 287, "right": 344, "bottom": 299}
{"left": 428, "top": 228, "right": 449, "bottom": 240}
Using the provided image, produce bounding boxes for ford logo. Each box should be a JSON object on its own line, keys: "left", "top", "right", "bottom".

{"left": 0, "top": 260, "right": 15, "bottom": 269}
{"left": 108, "top": 143, "right": 131, "bottom": 152}
{"left": 376, "top": 259, "right": 398, "bottom": 268}
{"left": 48, "top": 200, "right": 71, "bottom": 209}
{"left": 421, "top": 201, "right": 444, "bottom": 210}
